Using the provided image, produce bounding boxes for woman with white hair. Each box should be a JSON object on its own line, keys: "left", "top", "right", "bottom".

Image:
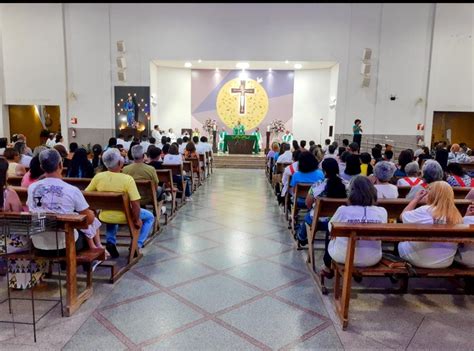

{"left": 406, "top": 160, "right": 444, "bottom": 200}
{"left": 372, "top": 161, "right": 398, "bottom": 199}
{"left": 397, "top": 161, "right": 423, "bottom": 187}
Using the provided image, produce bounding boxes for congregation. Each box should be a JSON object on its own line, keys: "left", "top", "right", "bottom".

{"left": 266, "top": 134, "right": 474, "bottom": 284}
{"left": 0, "top": 128, "right": 214, "bottom": 289}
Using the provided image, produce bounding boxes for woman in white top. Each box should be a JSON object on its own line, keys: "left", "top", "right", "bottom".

{"left": 371, "top": 161, "right": 398, "bottom": 199}
{"left": 326, "top": 176, "right": 387, "bottom": 270}
{"left": 162, "top": 144, "right": 192, "bottom": 201}
{"left": 396, "top": 161, "right": 423, "bottom": 187}
{"left": 456, "top": 204, "right": 474, "bottom": 267}
{"left": 399, "top": 181, "right": 463, "bottom": 268}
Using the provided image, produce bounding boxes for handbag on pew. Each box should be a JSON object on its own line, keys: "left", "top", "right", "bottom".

{"left": 381, "top": 253, "right": 417, "bottom": 275}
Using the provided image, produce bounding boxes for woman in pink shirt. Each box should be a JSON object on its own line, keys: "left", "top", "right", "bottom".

{"left": 20, "top": 155, "right": 44, "bottom": 188}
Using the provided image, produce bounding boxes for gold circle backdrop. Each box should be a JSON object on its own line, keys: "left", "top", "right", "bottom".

{"left": 216, "top": 78, "right": 269, "bottom": 131}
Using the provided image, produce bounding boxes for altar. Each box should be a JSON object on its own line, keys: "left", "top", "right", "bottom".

{"left": 223, "top": 135, "right": 259, "bottom": 154}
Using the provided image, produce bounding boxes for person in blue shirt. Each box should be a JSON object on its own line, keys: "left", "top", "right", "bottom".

{"left": 289, "top": 151, "right": 325, "bottom": 206}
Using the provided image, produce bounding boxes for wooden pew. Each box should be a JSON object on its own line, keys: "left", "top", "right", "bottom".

{"left": 156, "top": 169, "right": 178, "bottom": 219}
{"left": 12, "top": 187, "right": 142, "bottom": 283}
{"left": 306, "top": 198, "right": 472, "bottom": 274}
{"left": 135, "top": 180, "right": 163, "bottom": 236}
{"left": 330, "top": 223, "right": 474, "bottom": 329}
{"left": 0, "top": 212, "right": 103, "bottom": 316}
{"left": 185, "top": 157, "right": 202, "bottom": 188}
{"left": 205, "top": 151, "right": 212, "bottom": 175}
{"left": 161, "top": 164, "right": 186, "bottom": 207}
{"left": 7, "top": 176, "right": 22, "bottom": 186}
{"left": 397, "top": 186, "right": 471, "bottom": 199}
{"left": 289, "top": 183, "right": 313, "bottom": 239}
{"left": 183, "top": 161, "right": 196, "bottom": 192}
{"left": 199, "top": 154, "right": 208, "bottom": 179}
{"left": 459, "top": 162, "right": 474, "bottom": 173}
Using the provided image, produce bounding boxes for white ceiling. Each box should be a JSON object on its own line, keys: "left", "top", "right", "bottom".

{"left": 152, "top": 60, "right": 337, "bottom": 70}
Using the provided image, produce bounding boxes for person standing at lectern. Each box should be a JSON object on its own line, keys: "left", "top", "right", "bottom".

{"left": 353, "top": 119, "right": 363, "bottom": 152}
{"left": 233, "top": 120, "right": 245, "bottom": 135}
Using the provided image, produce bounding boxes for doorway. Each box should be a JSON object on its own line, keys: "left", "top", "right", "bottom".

{"left": 8, "top": 105, "right": 61, "bottom": 148}
{"left": 432, "top": 111, "right": 474, "bottom": 147}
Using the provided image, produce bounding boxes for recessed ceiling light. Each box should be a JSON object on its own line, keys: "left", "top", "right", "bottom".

{"left": 236, "top": 62, "right": 249, "bottom": 69}
{"left": 285, "top": 60, "right": 289, "bottom": 64}
{"left": 294, "top": 63, "right": 302, "bottom": 69}
{"left": 184, "top": 62, "right": 192, "bottom": 68}
{"left": 198, "top": 59, "right": 202, "bottom": 63}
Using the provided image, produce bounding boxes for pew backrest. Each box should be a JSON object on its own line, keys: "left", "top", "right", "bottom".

{"left": 397, "top": 186, "right": 471, "bottom": 199}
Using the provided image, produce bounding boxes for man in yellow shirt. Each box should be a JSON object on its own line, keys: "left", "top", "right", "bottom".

{"left": 85, "top": 148, "right": 155, "bottom": 258}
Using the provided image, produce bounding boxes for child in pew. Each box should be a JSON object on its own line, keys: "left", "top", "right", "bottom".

{"left": 399, "top": 181, "right": 463, "bottom": 269}
{"left": 455, "top": 204, "right": 474, "bottom": 267}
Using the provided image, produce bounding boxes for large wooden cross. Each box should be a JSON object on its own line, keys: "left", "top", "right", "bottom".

{"left": 231, "top": 80, "right": 255, "bottom": 114}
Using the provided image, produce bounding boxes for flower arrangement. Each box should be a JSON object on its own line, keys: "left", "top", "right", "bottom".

{"left": 269, "top": 119, "right": 285, "bottom": 133}
{"left": 203, "top": 119, "right": 214, "bottom": 134}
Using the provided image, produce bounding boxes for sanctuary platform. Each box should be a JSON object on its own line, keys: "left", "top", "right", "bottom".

{"left": 213, "top": 154, "right": 266, "bottom": 169}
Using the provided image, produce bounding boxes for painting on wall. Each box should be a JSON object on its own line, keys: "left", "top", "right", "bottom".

{"left": 191, "top": 70, "right": 294, "bottom": 135}
{"left": 114, "top": 86, "right": 150, "bottom": 136}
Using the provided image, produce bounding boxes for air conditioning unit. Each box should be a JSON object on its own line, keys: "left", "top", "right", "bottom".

{"left": 117, "top": 70, "right": 126, "bottom": 82}
{"left": 361, "top": 63, "right": 371, "bottom": 75}
{"left": 362, "top": 76, "right": 370, "bottom": 88}
{"left": 116, "top": 57, "right": 127, "bottom": 69}
{"left": 363, "top": 48, "right": 372, "bottom": 61}
{"left": 117, "top": 40, "right": 126, "bottom": 53}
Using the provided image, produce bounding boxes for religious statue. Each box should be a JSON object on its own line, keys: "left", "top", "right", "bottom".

{"left": 123, "top": 96, "right": 136, "bottom": 127}
{"left": 233, "top": 120, "right": 245, "bottom": 135}
{"left": 252, "top": 127, "right": 262, "bottom": 153}
{"left": 218, "top": 127, "right": 227, "bottom": 152}
{"left": 192, "top": 127, "right": 200, "bottom": 138}
{"left": 282, "top": 130, "right": 293, "bottom": 143}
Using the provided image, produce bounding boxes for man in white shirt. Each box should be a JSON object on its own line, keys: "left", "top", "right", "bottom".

{"left": 27, "top": 149, "right": 96, "bottom": 252}
{"left": 46, "top": 133, "right": 56, "bottom": 148}
{"left": 167, "top": 128, "right": 177, "bottom": 143}
{"left": 177, "top": 137, "right": 186, "bottom": 155}
{"left": 151, "top": 125, "right": 162, "bottom": 141}
{"left": 140, "top": 135, "right": 150, "bottom": 152}
{"left": 122, "top": 135, "right": 132, "bottom": 151}
{"left": 116, "top": 134, "right": 126, "bottom": 147}
{"left": 277, "top": 143, "right": 292, "bottom": 163}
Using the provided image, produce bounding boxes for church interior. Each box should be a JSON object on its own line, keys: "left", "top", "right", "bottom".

{"left": 0, "top": 3, "right": 473, "bottom": 350}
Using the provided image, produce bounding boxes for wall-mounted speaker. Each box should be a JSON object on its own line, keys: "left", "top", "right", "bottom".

{"left": 117, "top": 70, "right": 126, "bottom": 82}
{"left": 360, "top": 63, "right": 371, "bottom": 75}
{"left": 116, "top": 57, "right": 127, "bottom": 69}
{"left": 362, "top": 76, "right": 370, "bottom": 88}
{"left": 117, "top": 40, "right": 126, "bottom": 53}
{"left": 363, "top": 48, "right": 372, "bottom": 61}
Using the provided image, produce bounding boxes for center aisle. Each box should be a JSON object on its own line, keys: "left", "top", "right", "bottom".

{"left": 65, "top": 169, "right": 342, "bottom": 350}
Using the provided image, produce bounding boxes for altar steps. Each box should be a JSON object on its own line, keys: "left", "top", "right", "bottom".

{"left": 213, "top": 154, "right": 266, "bottom": 169}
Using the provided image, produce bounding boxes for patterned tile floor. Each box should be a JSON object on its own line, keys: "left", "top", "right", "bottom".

{"left": 1, "top": 169, "right": 473, "bottom": 350}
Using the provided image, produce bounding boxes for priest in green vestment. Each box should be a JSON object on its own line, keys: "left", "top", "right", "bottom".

{"left": 252, "top": 127, "right": 262, "bottom": 153}
{"left": 282, "top": 130, "right": 293, "bottom": 143}
{"left": 218, "top": 127, "right": 227, "bottom": 152}
{"left": 232, "top": 120, "right": 245, "bottom": 135}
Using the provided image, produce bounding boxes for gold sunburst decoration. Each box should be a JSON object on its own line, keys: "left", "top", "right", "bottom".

{"left": 216, "top": 78, "right": 269, "bottom": 131}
